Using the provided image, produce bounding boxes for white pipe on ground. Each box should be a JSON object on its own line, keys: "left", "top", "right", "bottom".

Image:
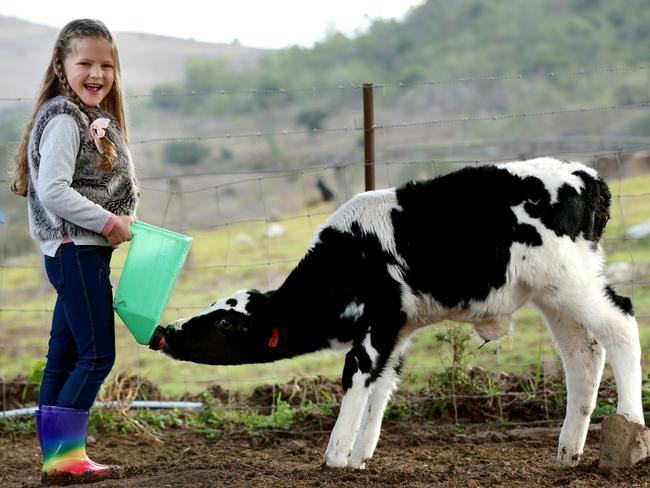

{"left": 0, "top": 401, "right": 203, "bottom": 418}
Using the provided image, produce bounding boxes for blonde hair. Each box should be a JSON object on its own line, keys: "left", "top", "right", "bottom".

{"left": 11, "top": 19, "right": 127, "bottom": 197}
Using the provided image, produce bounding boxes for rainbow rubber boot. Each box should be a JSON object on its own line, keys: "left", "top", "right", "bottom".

{"left": 39, "top": 405, "right": 121, "bottom": 483}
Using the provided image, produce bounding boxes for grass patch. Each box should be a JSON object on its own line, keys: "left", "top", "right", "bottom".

{"left": 2, "top": 368, "right": 645, "bottom": 438}
{"left": 195, "top": 394, "right": 297, "bottom": 437}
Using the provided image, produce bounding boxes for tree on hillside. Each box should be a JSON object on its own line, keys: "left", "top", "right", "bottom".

{"left": 151, "top": 83, "right": 184, "bottom": 110}
{"left": 296, "top": 109, "right": 327, "bottom": 132}
{"left": 163, "top": 141, "right": 210, "bottom": 166}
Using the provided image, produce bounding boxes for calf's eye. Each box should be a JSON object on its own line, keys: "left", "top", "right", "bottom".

{"left": 217, "top": 319, "right": 233, "bottom": 330}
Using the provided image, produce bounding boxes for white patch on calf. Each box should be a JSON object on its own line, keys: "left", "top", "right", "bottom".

{"left": 499, "top": 158, "right": 595, "bottom": 204}
{"left": 362, "top": 334, "right": 379, "bottom": 367}
{"left": 313, "top": 189, "right": 408, "bottom": 269}
{"left": 509, "top": 203, "right": 604, "bottom": 291}
{"left": 208, "top": 289, "right": 252, "bottom": 316}
{"left": 398, "top": 280, "right": 529, "bottom": 338}
{"left": 340, "top": 302, "right": 365, "bottom": 321}
{"left": 167, "top": 316, "right": 191, "bottom": 331}
{"left": 397, "top": 280, "right": 419, "bottom": 321}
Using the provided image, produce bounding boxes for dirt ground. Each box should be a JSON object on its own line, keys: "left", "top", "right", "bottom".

{"left": 3, "top": 421, "right": 650, "bottom": 488}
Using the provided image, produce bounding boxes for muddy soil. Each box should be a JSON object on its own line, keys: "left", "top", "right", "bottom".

{"left": 3, "top": 421, "right": 650, "bottom": 488}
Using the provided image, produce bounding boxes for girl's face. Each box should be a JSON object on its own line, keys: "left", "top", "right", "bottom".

{"left": 63, "top": 37, "right": 115, "bottom": 107}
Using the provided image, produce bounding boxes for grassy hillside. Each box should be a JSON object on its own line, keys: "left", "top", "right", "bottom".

{"left": 151, "top": 0, "right": 650, "bottom": 123}
{"left": 0, "top": 15, "right": 268, "bottom": 99}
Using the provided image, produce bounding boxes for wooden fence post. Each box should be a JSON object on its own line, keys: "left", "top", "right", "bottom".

{"left": 363, "top": 83, "right": 375, "bottom": 191}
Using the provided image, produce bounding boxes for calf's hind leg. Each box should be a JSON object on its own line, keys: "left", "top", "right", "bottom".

{"left": 561, "top": 288, "right": 643, "bottom": 423}
{"left": 535, "top": 301, "right": 606, "bottom": 466}
{"left": 536, "top": 287, "right": 643, "bottom": 466}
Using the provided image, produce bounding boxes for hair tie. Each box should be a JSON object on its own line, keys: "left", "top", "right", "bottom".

{"left": 88, "top": 118, "right": 110, "bottom": 154}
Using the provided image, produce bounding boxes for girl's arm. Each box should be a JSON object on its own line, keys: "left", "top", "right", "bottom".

{"left": 105, "top": 215, "right": 135, "bottom": 245}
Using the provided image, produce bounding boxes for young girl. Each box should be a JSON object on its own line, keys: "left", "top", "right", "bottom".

{"left": 11, "top": 19, "right": 138, "bottom": 483}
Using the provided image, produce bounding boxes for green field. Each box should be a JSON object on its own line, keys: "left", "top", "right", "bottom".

{"left": 2, "top": 174, "right": 650, "bottom": 397}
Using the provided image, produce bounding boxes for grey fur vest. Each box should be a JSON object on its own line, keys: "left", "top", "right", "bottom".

{"left": 27, "top": 96, "right": 139, "bottom": 240}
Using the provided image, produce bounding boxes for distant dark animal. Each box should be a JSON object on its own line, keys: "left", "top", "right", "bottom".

{"left": 317, "top": 178, "right": 336, "bottom": 202}
{"left": 154, "top": 158, "right": 643, "bottom": 469}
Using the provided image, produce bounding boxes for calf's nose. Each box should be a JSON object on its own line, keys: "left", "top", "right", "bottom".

{"left": 148, "top": 325, "right": 168, "bottom": 351}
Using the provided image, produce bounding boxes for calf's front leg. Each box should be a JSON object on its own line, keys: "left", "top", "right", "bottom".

{"left": 324, "top": 346, "right": 373, "bottom": 468}
{"left": 348, "top": 350, "right": 405, "bottom": 468}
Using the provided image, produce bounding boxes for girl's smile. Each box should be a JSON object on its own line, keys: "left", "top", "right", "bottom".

{"left": 63, "top": 37, "right": 115, "bottom": 107}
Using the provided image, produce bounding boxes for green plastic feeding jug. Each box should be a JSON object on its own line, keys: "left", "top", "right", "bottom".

{"left": 113, "top": 222, "right": 192, "bottom": 348}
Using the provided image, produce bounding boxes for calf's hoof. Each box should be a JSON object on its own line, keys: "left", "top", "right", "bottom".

{"left": 347, "top": 454, "right": 368, "bottom": 470}
{"left": 324, "top": 449, "right": 350, "bottom": 468}
{"left": 557, "top": 446, "right": 582, "bottom": 467}
{"left": 323, "top": 456, "right": 349, "bottom": 468}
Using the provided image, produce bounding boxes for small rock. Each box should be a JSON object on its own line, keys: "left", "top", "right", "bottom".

{"left": 606, "top": 262, "right": 642, "bottom": 284}
{"left": 599, "top": 414, "right": 650, "bottom": 470}
{"left": 266, "top": 222, "right": 285, "bottom": 239}
{"left": 233, "top": 233, "right": 254, "bottom": 245}
{"left": 627, "top": 219, "right": 650, "bottom": 240}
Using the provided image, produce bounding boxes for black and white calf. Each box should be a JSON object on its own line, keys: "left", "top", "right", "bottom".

{"left": 154, "top": 158, "right": 643, "bottom": 468}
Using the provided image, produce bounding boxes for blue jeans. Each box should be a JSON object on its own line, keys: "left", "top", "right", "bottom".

{"left": 39, "top": 243, "right": 116, "bottom": 411}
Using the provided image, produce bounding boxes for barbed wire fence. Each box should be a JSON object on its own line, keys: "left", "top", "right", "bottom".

{"left": 1, "top": 64, "right": 649, "bottom": 424}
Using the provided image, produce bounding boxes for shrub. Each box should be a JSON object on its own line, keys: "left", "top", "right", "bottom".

{"left": 296, "top": 109, "right": 328, "bottom": 132}
{"left": 163, "top": 141, "right": 210, "bottom": 166}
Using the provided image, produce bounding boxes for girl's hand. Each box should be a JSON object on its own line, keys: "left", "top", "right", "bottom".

{"left": 106, "top": 215, "right": 136, "bottom": 246}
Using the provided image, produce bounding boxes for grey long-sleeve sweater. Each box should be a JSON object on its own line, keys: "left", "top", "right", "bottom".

{"left": 34, "top": 115, "right": 113, "bottom": 256}
{"left": 27, "top": 96, "right": 138, "bottom": 257}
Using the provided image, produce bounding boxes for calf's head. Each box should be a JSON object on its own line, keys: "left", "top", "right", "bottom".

{"left": 154, "top": 289, "right": 281, "bottom": 365}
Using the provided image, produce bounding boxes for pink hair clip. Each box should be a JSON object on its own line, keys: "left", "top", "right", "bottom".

{"left": 88, "top": 118, "right": 110, "bottom": 154}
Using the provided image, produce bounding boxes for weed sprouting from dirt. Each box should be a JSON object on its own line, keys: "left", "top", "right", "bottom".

{"left": 196, "top": 392, "right": 298, "bottom": 437}
{"left": 93, "top": 372, "right": 166, "bottom": 443}
{"left": 20, "top": 360, "right": 45, "bottom": 403}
